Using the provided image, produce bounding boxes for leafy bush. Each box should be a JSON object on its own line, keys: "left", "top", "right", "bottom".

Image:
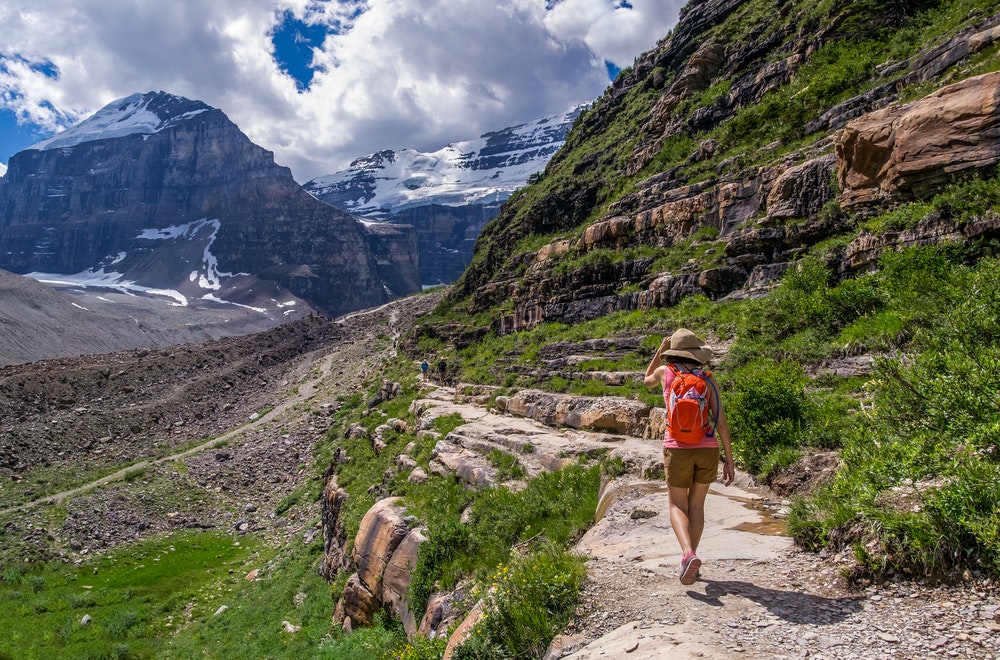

{"left": 726, "top": 360, "right": 808, "bottom": 474}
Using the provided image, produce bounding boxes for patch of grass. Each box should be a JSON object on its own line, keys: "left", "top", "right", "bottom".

{"left": 487, "top": 450, "right": 526, "bottom": 482}
{"left": 0, "top": 531, "right": 261, "bottom": 659}
{"left": 433, "top": 413, "right": 466, "bottom": 436}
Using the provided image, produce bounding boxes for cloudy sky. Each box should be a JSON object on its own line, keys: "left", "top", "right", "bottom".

{"left": 0, "top": 0, "right": 682, "bottom": 182}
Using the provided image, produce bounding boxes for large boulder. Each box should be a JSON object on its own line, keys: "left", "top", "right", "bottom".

{"left": 837, "top": 71, "right": 1000, "bottom": 209}
{"left": 335, "top": 497, "right": 410, "bottom": 627}
{"left": 352, "top": 497, "right": 410, "bottom": 597}
{"left": 382, "top": 527, "right": 428, "bottom": 638}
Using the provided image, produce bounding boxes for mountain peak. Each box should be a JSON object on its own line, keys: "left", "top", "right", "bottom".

{"left": 29, "top": 91, "right": 214, "bottom": 151}
{"left": 304, "top": 104, "right": 587, "bottom": 217}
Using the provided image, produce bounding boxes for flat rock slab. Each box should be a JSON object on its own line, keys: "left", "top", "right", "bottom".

{"left": 578, "top": 480, "right": 789, "bottom": 573}
{"left": 566, "top": 479, "right": 792, "bottom": 659}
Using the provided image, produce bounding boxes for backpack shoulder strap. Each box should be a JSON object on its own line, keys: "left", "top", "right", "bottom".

{"left": 705, "top": 373, "right": 720, "bottom": 426}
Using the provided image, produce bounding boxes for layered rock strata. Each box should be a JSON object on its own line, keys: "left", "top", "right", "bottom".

{"left": 457, "top": 11, "right": 1000, "bottom": 333}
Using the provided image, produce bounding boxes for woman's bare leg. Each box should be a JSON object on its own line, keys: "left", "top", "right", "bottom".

{"left": 668, "top": 481, "right": 712, "bottom": 554}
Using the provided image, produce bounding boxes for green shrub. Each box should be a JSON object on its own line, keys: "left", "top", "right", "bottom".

{"left": 408, "top": 465, "right": 600, "bottom": 616}
{"left": 790, "top": 255, "right": 1000, "bottom": 577}
{"left": 395, "top": 633, "right": 450, "bottom": 660}
{"left": 452, "top": 544, "right": 586, "bottom": 660}
{"left": 726, "top": 360, "right": 808, "bottom": 474}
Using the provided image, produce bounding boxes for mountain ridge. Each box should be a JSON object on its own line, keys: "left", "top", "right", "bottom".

{"left": 303, "top": 104, "right": 585, "bottom": 217}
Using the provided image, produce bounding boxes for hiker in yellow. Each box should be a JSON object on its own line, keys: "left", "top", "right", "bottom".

{"left": 644, "top": 328, "right": 735, "bottom": 585}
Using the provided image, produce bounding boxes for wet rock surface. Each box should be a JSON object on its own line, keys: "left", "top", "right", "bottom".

{"left": 557, "top": 480, "right": 1000, "bottom": 659}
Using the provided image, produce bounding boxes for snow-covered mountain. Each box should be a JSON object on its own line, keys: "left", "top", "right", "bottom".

{"left": 0, "top": 91, "right": 420, "bottom": 321}
{"left": 28, "top": 92, "right": 213, "bottom": 151}
{"left": 304, "top": 104, "right": 586, "bottom": 217}
{"left": 304, "top": 104, "right": 585, "bottom": 285}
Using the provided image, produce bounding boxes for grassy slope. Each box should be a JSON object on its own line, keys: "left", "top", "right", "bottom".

{"left": 418, "top": 0, "right": 1000, "bottom": 582}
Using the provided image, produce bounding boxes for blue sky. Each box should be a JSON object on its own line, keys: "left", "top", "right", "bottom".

{"left": 0, "top": 0, "right": 682, "bottom": 182}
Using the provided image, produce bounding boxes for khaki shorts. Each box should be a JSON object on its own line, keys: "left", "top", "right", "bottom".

{"left": 663, "top": 447, "right": 720, "bottom": 487}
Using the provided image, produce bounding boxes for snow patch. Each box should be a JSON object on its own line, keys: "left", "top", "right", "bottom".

{"left": 137, "top": 218, "right": 234, "bottom": 290}
{"left": 201, "top": 293, "right": 266, "bottom": 314}
{"left": 27, "top": 269, "right": 189, "bottom": 307}
{"left": 28, "top": 92, "right": 210, "bottom": 151}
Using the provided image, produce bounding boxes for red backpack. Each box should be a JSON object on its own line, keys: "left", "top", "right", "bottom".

{"left": 664, "top": 364, "right": 715, "bottom": 444}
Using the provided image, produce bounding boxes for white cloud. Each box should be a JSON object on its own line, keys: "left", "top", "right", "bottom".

{"left": 544, "top": 0, "right": 685, "bottom": 68}
{"left": 0, "top": 0, "right": 680, "bottom": 182}
{"left": 0, "top": 161, "right": 6, "bottom": 177}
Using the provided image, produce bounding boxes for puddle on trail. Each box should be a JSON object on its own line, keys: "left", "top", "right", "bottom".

{"left": 716, "top": 490, "right": 788, "bottom": 536}
{"left": 595, "top": 484, "right": 786, "bottom": 536}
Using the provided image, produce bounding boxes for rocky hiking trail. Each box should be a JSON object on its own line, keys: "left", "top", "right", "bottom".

{"left": 409, "top": 384, "right": 999, "bottom": 659}
{"left": 2, "top": 290, "right": 998, "bottom": 658}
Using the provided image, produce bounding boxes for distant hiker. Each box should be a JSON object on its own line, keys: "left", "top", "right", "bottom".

{"left": 421, "top": 359, "right": 429, "bottom": 382}
{"left": 437, "top": 358, "right": 447, "bottom": 385}
{"left": 644, "top": 328, "right": 734, "bottom": 586}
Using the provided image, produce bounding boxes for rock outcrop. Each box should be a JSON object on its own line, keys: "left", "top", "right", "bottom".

{"left": 320, "top": 383, "right": 667, "bottom": 640}
{"left": 837, "top": 71, "right": 1000, "bottom": 209}
{"left": 495, "top": 389, "right": 652, "bottom": 437}
{"left": 338, "top": 497, "right": 411, "bottom": 627}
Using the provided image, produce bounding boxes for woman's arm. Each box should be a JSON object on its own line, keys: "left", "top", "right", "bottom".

{"left": 643, "top": 335, "right": 671, "bottom": 387}
{"left": 709, "top": 375, "right": 735, "bottom": 486}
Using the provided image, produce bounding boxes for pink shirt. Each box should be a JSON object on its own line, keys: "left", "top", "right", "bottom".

{"left": 662, "top": 365, "right": 718, "bottom": 450}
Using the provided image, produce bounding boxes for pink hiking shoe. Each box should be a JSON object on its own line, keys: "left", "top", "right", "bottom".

{"left": 679, "top": 552, "right": 701, "bottom": 585}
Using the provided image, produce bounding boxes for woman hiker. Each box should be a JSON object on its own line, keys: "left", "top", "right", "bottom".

{"left": 644, "top": 328, "right": 735, "bottom": 585}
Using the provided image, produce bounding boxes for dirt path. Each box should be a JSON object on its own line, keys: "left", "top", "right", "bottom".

{"left": 560, "top": 483, "right": 999, "bottom": 658}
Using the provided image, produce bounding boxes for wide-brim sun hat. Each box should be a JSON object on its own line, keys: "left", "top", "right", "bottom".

{"left": 660, "top": 328, "right": 713, "bottom": 364}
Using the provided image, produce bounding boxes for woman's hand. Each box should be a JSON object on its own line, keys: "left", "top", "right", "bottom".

{"left": 645, "top": 334, "right": 672, "bottom": 386}
{"left": 722, "top": 457, "right": 735, "bottom": 486}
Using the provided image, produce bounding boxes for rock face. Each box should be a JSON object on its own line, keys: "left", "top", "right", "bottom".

{"left": 0, "top": 91, "right": 420, "bottom": 317}
{"left": 384, "top": 204, "right": 497, "bottom": 286}
{"left": 837, "top": 71, "right": 1000, "bottom": 209}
